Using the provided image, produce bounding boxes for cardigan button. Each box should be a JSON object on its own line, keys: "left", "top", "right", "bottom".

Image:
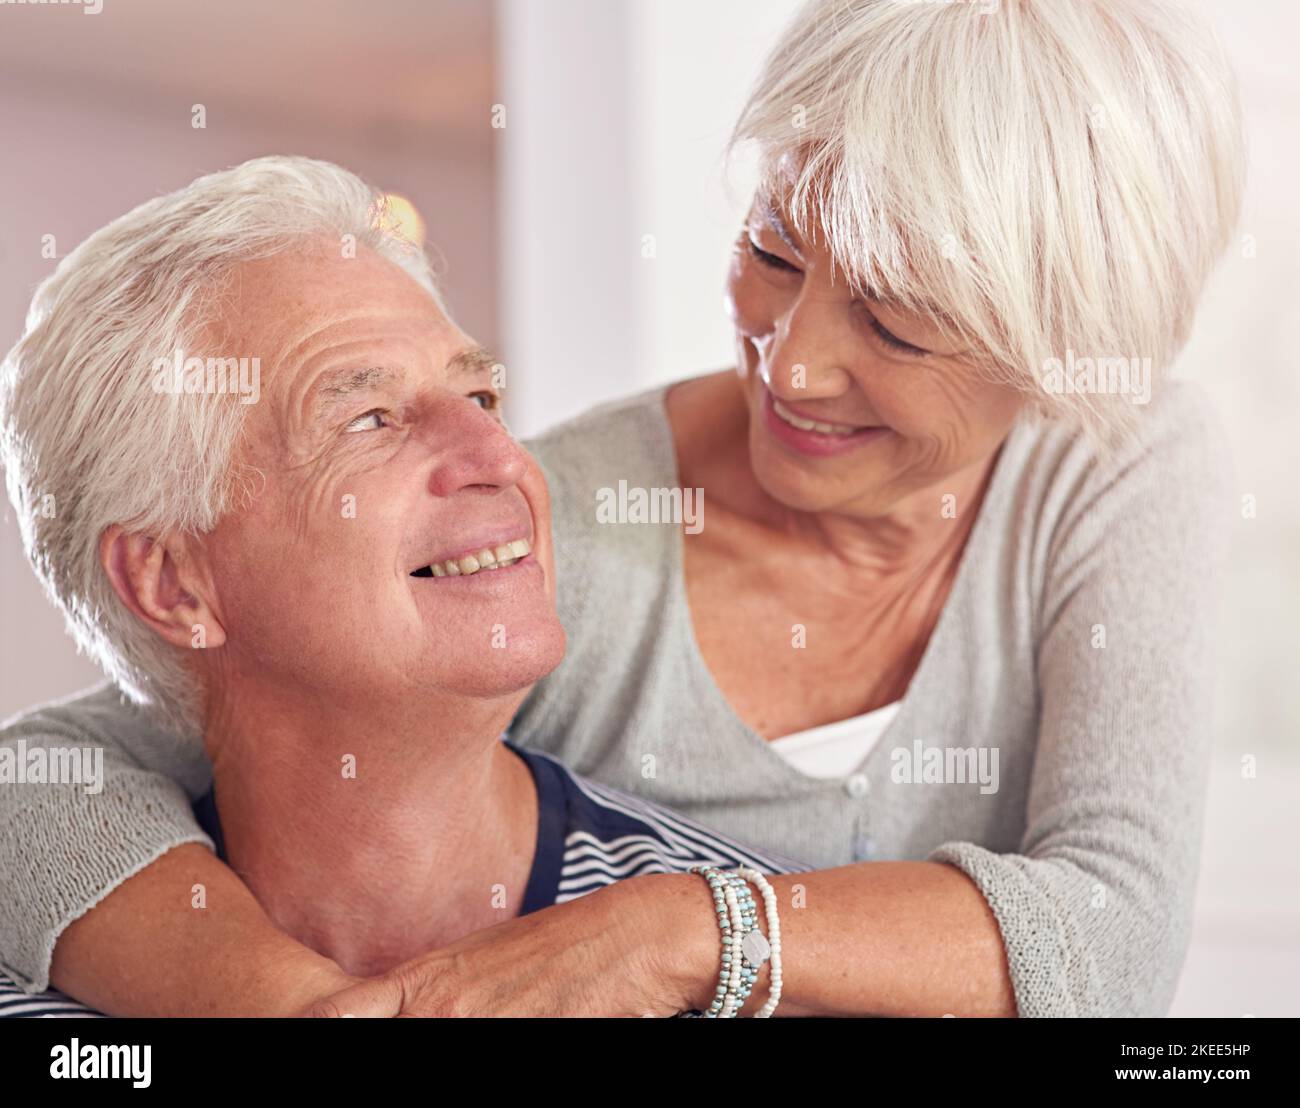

{"left": 845, "top": 773, "right": 870, "bottom": 799}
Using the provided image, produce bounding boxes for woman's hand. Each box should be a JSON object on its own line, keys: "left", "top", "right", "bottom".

{"left": 301, "top": 872, "right": 720, "bottom": 1018}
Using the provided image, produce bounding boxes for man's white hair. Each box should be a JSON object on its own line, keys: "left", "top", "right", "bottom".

{"left": 731, "top": 0, "right": 1245, "bottom": 438}
{"left": 0, "top": 156, "right": 440, "bottom": 737}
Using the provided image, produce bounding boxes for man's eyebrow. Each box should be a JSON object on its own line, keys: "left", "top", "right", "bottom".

{"left": 308, "top": 365, "right": 400, "bottom": 426}
{"left": 759, "top": 196, "right": 803, "bottom": 255}
{"left": 306, "top": 349, "right": 497, "bottom": 430}
{"left": 446, "top": 346, "right": 498, "bottom": 378}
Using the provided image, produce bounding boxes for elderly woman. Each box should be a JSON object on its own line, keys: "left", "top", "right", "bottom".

{"left": 1, "top": 0, "right": 1242, "bottom": 1017}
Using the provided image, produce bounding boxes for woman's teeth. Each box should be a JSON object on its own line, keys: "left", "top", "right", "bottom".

{"left": 772, "top": 397, "right": 861, "bottom": 436}
{"left": 424, "top": 537, "right": 531, "bottom": 578}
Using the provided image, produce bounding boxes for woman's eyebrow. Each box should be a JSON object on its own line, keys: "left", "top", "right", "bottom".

{"left": 758, "top": 197, "right": 803, "bottom": 255}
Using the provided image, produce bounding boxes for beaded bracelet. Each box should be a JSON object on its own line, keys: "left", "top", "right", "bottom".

{"left": 689, "top": 865, "right": 742, "bottom": 1017}
{"left": 736, "top": 866, "right": 782, "bottom": 1018}
{"left": 721, "top": 871, "right": 760, "bottom": 1015}
{"left": 689, "top": 864, "right": 775, "bottom": 1017}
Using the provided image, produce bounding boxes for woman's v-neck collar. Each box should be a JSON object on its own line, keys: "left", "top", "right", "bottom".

{"left": 654, "top": 377, "right": 1024, "bottom": 782}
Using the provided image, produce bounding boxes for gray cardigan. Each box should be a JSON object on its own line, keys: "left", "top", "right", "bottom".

{"left": 0, "top": 380, "right": 1230, "bottom": 1016}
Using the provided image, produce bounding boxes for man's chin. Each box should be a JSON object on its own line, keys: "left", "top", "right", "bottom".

{"left": 427, "top": 625, "right": 567, "bottom": 701}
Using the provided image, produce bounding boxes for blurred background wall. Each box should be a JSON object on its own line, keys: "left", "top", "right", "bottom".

{"left": 0, "top": 0, "right": 1295, "bottom": 1015}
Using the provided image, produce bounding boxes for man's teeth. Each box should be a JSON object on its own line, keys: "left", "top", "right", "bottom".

{"left": 426, "top": 538, "right": 531, "bottom": 578}
{"left": 772, "top": 397, "right": 861, "bottom": 436}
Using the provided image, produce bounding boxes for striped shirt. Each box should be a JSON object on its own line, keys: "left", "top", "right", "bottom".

{"left": 0, "top": 740, "right": 803, "bottom": 1017}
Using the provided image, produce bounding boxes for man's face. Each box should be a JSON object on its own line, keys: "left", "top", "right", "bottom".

{"left": 198, "top": 241, "right": 565, "bottom": 714}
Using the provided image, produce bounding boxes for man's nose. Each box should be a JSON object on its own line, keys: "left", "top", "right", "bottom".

{"left": 424, "top": 401, "right": 527, "bottom": 497}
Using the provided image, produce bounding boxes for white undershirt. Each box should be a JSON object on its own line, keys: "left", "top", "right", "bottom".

{"left": 768, "top": 702, "right": 903, "bottom": 780}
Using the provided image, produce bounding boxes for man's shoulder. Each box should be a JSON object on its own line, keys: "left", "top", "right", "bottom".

{"left": 520, "top": 744, "right": 807, "bottom": 877}
{"left": 0, "top": 969, "right": 103, "bottom": 1019}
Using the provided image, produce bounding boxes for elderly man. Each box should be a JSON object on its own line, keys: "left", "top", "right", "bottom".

{"left": 0, "top": 157, "right": 795, "bottom": 1018}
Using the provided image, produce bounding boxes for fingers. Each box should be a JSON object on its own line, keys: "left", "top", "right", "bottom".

{"left": 300, "top": 974, "right": 406, "bottom": 1018}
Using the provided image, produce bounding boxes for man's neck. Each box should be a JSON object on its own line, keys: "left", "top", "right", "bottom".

{"left": 201, "top": 686, "right": 538, "bottom": 976}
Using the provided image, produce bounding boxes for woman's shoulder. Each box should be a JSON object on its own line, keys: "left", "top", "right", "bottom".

{"left": 1002, "top": 379, "right": 1231, "bottom": 523}
{"left": 522, "top": 382, "right": 678, "bottom": 495}
{"left": 0, "top": 681, "right": 210, "bottom": 792}
{"left": 994, "top": 379, "right": 1235, "bottom": 599}
{"left": 521, "top": 382, "right": 689, "bottom": 583}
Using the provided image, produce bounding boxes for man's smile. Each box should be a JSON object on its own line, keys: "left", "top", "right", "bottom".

{"left": 410, "top": 536, "right": 533, "bottom": 578}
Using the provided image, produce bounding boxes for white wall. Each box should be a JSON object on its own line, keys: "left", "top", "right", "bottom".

{"left": 496, "top": 0, "right": 799, "bottom": 437}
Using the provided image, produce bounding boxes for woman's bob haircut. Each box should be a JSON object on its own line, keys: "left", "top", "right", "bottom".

{"left": 730, "top": 0, "right": 1245, "bottom": 439}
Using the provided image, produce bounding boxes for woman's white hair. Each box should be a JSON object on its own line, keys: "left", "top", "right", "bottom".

{"left": 0, "top": 156, "right": 440, "bottom": 737}
{"left": 731, "top": 0, "right": 1245, "bottom": 438}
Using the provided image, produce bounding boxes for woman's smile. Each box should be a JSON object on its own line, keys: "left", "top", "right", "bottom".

{"left": 758, "top": 382, "right": 889, "bottom": 458}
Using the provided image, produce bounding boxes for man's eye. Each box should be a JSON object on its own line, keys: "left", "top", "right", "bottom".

{"left": 470, "top": 391, "right": 500, "bottom": 411}
{"left": 344, "top": 410, "right": 388, "bottom": 433}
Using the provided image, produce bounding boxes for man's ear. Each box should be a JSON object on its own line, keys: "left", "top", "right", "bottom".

{"left": 99, "top": 525, "right": 227, "bottom": 652}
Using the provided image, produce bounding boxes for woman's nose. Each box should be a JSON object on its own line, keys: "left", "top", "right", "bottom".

{"left": 765, "top": 293, "right": 858, "bottom": 398}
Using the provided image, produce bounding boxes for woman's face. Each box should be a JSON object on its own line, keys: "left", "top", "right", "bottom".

{"left": 725, "top": 194, "right": 1025, "bottom": 519}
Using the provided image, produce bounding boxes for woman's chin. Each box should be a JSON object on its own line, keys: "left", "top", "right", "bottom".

{"left": 747, "top": 435, "right": 888, "bottom": 516}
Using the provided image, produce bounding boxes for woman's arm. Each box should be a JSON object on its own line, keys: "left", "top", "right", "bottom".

{"left": 300, "top": 861, "right": 1013, "bottom": 1017}
{"left": 0, "top": 686, "right": 353, "bottom": 1014}
{"left": 50, "top": 844, "right": 357, "bottom": 1017}
{"left": 618, "top": 864, "right": 1016, "bottom": 1017}
{"left": 743, "top": 862, "right": 1016, "bottom": 1016}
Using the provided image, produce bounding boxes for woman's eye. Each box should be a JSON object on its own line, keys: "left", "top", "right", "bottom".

{"left": 746, "top": 235, "right": 800, "bottom": 274}
{"left": 344, "top": 410, "right": 388, "bottom": 433}
{"left": 868, "top": 317, "right": 929, "bottom": 357}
